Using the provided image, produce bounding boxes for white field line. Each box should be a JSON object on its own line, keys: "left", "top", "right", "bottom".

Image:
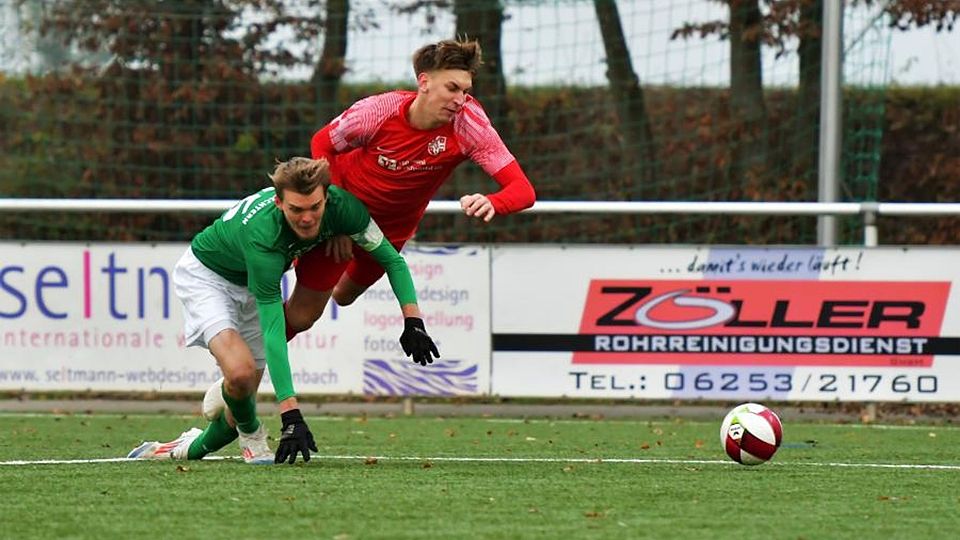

{"left": 3, "top": 454, "right": 960, "bottom": 470}
{"left": 483, "top": 418, "right": 960, "bottom": 430}
{"left": 0, "top": 412, "right": 347, "bottom": 421}
{"left": 0, "top": 412, "right": 956, "bottom": 431}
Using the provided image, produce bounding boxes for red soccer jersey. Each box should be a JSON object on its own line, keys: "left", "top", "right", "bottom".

{"left": 311, "top": 90, "right": 530, "bottom": 241}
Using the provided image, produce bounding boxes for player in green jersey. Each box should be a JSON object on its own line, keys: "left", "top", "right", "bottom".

{"left": 127, "top": 157, "right": 439, "bottom": 465}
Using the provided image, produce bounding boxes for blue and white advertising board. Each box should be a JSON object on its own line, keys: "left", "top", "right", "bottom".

{"left": 0, "top": 242, "right": 490, "bottom": 397}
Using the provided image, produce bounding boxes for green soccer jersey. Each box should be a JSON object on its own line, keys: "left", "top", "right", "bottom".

{"left": 191, "top": 185, "right": 418, "bottom": 402}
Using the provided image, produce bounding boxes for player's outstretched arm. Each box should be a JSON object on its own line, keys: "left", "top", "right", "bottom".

{"left": 336, "top": 188, "right": 442, "bottom": 365}
{"left": 255, "top": 298, "right": 316, "bottom": 464}
{"left": 463, "top": 161, "right": 536, "bottom": 222}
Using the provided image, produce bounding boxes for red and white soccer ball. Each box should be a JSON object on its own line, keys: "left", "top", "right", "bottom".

{"left": 720, "top": 403, "right": 783, "bottom": 465}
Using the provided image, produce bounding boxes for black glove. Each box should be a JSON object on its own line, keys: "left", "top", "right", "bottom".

{"left": 399, "top": 317, "right": 440, "bottom": 366}
{"left": 275, "top": 409, "right": 317, "bottom": 464}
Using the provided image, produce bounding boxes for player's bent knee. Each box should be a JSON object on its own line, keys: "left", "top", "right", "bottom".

{"left": 223, "top": 365, "right": 258, "bottom": 396}
{"left": 332, "top": 282, "right": 365, "bottom": 306}
{"left": 285, "top": 303, "right": 325, "bottom": 332}
{"left": 333, "top": 289, "right": 360, "bottom": 306}
{"left": 331, "top": 275, "right": 369, "bottom": 307}
{"left": 286, "top": 284, "right": 332, "bottom": 330}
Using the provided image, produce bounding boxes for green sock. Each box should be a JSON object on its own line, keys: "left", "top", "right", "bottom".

{"left": 221, "top": 385, "right": 261, "bottom": 435}
{"left": 187, "top": 412, "right": 238, "bottom": 460}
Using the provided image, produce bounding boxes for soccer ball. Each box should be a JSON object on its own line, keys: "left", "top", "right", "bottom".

{"left": 720, "top": 403, "right": 783, "bottom": 465}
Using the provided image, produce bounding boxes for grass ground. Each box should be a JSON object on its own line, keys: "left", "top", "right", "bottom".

{"left": 1, "top": 412, "right": 958, "bottom": 539}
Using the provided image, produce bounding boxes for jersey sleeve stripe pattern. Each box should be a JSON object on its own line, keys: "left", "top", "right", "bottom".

{"left": 329, "top": 91, "right": 410, "bottom": 152}
{"left": 455, "top": 98, "right": 516, "bottom": 176}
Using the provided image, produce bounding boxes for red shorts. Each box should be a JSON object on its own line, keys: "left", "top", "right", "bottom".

{"left": 295, "top": 237, "right": 407, "bottom": 291}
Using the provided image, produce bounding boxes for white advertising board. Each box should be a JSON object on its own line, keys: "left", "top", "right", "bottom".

{"left": 491, "top": 246, "right": 960, "bottom": 402}
{"left": 0, "top": 242, "right": 489, "bottom": 396}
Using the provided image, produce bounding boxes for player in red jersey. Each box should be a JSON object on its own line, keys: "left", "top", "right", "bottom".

{"left": 284, "top": 39, "right": 535, "bottom": 352}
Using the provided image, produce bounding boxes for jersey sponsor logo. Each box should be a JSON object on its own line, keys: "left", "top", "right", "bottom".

{"left": 427, "top": 136, "right": 447, "bottom": 156}
{"left": 570, "top": 279, "right": 951, "bottom": 366}
{"left": 377, "top": 154, "right": 399, "bottom": 171}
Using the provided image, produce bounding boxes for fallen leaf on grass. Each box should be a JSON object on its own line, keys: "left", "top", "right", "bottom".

{"left": 175, "top": 465, "right": 190, "bottom": 473}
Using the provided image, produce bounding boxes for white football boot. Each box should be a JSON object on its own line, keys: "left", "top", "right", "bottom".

{"left": 237, "top": 424, "right": 274, "bottom": 465}
{"left": 127, "top": 427, "right": 203, "bottom": 460}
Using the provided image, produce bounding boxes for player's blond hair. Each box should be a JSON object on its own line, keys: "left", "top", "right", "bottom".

{"left": 412, "top": 38, "right": 483, "bottom": 76}
{"left": 269, "top": 157, "right": 330, "bottom": 199}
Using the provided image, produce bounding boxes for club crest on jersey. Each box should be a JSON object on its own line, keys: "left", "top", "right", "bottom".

{"left": 427, "top": 136, "right": 447, "bottom": 156}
